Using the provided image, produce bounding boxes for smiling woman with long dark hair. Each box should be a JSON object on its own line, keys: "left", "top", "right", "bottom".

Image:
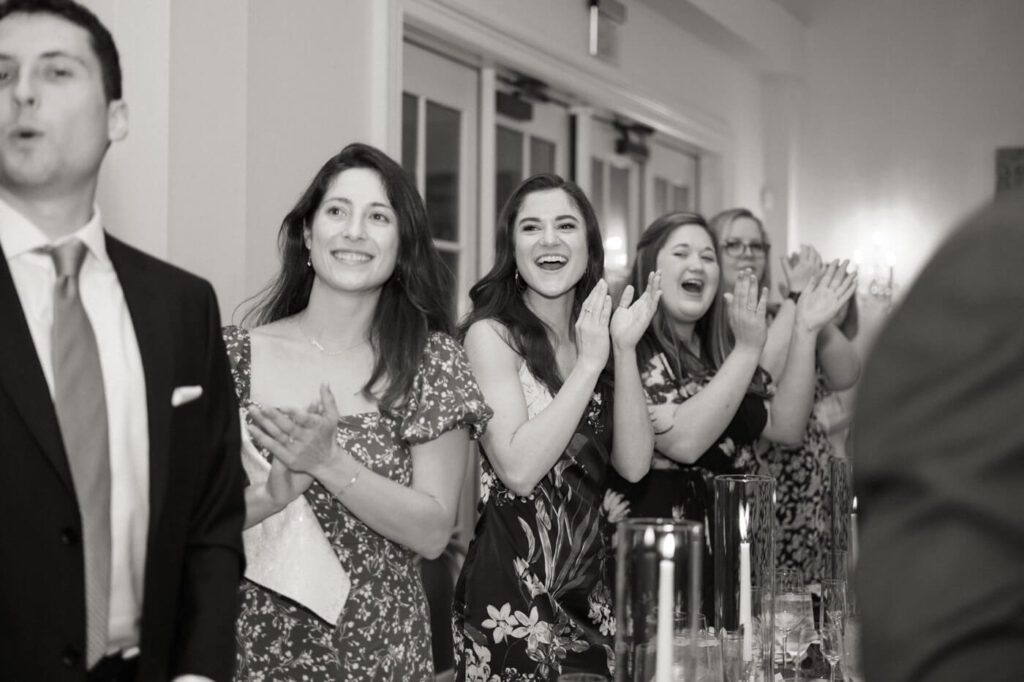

{"left": 452, "top": 174, "right": 660, "bottom": 680}
{"left": 224, "top": 143, "right": 490, "bottom": 680}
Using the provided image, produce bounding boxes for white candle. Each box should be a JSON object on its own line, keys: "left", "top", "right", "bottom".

{"left": 851, "top": 496, "right": 859, "bottom": 566}
{"left": 656, "top": 532, "right": 675, "bottom": 682}
{"left": 738, "top": 503, "right": 752, "bottom": 662}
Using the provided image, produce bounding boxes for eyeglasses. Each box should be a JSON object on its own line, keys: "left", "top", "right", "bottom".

{"left": 722, "top": 239, "right": 769, "bottom": 258}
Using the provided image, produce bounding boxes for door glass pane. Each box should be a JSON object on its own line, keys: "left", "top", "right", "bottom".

{"left": 401, "top": 92, "right": 418, "bottom": 178}
{"left": 425, "top": 101, "right": 460, "bottom": 242}
{"left": 672, "top": 184, "right": 691, "bottom": 212}
{"left": 654, "top": 177, "right": 668, "bottom": 217}
{"left": 606, "top": 165, "right": 630, "bottom": 270}
{"left": 530, "top": 136, "right": 556, "bottom": 176}
{"left": 496, "top": 125, "right": 524, "bottom": 216}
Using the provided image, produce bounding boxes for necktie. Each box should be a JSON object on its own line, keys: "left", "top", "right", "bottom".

{"left": 49, "top": 239, "right": 111, "bottom": 668}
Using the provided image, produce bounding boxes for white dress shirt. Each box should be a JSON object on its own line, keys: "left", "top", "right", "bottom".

{"left": 0, "top": 198, "right": 149, "bottom": 654}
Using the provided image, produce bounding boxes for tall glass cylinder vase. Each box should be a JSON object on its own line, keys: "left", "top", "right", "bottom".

{"left": 714, "top": 475, "right": 775, "bottom": 682}
{"left": 828, "top": 457, "right": 858, "bottom": 620}
{"left": 615, "top": 519, "right": 703, "bottom": 682}
{"left": 828, "top": 458, "right": 856, "bottom": 581}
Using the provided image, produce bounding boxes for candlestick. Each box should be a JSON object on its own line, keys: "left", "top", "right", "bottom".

{"left": 656, "top": 533, "right": 675, "bottom": 682}
{"left": 851, "top": 496, "right": 859, "bottom": 566}
{"left": 738, "top": 503, "right": 752, "bottom": 662}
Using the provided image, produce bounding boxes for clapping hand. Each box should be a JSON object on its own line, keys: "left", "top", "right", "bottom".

{"left": 781, "top": 245, "right": 822, "bottom": 297}
{"left": 575, "top": 279, "right": 612, "bottom": 374}
{"left": 610, "top": 270, "right": 663, "bottom": 351}
{"left": 724, "top": 271, "right": 769, "bottom": 352}
{"left": 248, "top": 383, "right": 344, "bottom": 480}
{"left": 795, "top": 259, "right": 858, "bottom": 332}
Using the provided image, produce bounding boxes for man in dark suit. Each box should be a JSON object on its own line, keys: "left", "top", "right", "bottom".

{"left": 0, "top": 1, "right": 245, "bottom": 680}
{"left": 853, "top": 188, "right": 1024, "bottom": 681}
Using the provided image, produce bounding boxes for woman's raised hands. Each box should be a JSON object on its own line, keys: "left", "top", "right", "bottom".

{"left": 724, "top": 271, "right": 769, "bottom": 353}
{"left": 796, "top": 259, "right": 858, "bottom": 332}
{"left": 610, "top": 270, "right": 663, "bottom": 351}
{"left": 248, "top": 383, "right": 345, "bottom": 479}
{"left": 575, "top": 279, "right": 613, "bottom": 374}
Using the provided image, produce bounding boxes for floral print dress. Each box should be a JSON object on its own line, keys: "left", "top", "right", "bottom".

{"left": 617, "top": 353, "right": 770, "bottom": 623}
{"left": 755, "top": 371, "right": 833, "bottom": 584}
{"left": 223, "top": 326, "right": 491, "bottom": 681}
{"left": 453, "top": 364, "right": 616, "bottom": 681}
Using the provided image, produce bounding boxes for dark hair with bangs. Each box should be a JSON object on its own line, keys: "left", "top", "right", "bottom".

{"left": 241, "top": 142, "right": 454, "bottom": 414}
{"left": 0, "top": 0, "right": 122, "bottom": 101}
{"left": 630, "top": 211, "right": 770, "bottom": 396}
{"left": 458, "top": 174, "right": 605, "bottom": 398}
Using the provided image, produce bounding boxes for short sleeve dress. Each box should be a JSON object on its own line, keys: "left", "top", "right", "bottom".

{"left": 223, "top": 326, "right": 491, "bottom": 681}
{"left": 617, "top": 352, "right": 770, "bottom": 622}
{"left": 453, "top": 364, "right": 617, "bottom": 681}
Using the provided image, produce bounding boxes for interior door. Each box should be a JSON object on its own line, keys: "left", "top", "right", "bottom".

{"left": 494, "top": 86, "right": 571, "bottom": 217}
{"left": 646, "top": 139, "right": 700, "bottom": 218}
{"left": 589, "top": 117, "right": 641, "bottom": 283}
{"left": 402, "top": 41, "right": 479, "bottom": 319}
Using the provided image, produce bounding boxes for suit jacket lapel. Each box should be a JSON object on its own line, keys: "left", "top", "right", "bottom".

{"left": 0, "top": 243, "right": 75, "bottom": 494}
{"left": 106, "top": 235, "right": 172, "bottom": 531}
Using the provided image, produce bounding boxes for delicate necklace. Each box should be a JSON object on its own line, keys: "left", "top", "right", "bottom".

{"left": 296, "top": 317, "right": 365, "bottom": 356}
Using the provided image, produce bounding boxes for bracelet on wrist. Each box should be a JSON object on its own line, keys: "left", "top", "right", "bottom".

{"left": 334, "top": 467, "right": 361, "bottom": 495}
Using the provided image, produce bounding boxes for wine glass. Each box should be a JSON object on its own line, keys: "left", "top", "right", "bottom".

{"left": 786, "top": 618, "right": 816, "bottom": 682}
{"left": 775, "top": 581, "right": 812, "bottom": 680}
{"left": 819, "top": 620, "right": 844, "bottom": 682}
{"left": 819, "top": 579, "right": 847, "bottom": 631}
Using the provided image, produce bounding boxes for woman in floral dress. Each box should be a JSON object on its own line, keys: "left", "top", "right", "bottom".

{"left": 619, "top": 212, "right": 856, "bottom": 621}
{"left": 710, "top": 209, "right": 861, "bottom": 584}
{"left": 453, "top": 174, "right": 660, "bottom": 680}
{"left": 229, "top": 143, "right": 490, "bottom": 680}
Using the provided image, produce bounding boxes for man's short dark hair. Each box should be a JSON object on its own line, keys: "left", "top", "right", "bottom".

{"left": 0, "top": 0, "right": 122, "bottom": 101}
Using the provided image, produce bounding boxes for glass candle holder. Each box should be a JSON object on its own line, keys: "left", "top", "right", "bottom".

{"left": 828, "top": 457, "right": 857, "bottom": 587}
{"left": 614, "top": 518, "right": 703, "bottom": 682}
{"left": 713, "top": 474, "right": 775, "bottom": 682}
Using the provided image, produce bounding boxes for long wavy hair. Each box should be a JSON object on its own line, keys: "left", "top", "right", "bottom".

{"left": 242, "top": 142, "right": 453, "bottom": 413}
{"left": 630, "top": 211, "right": 770, "bottom": 396}
{"left": 458, "top": 174, "right": 605, "bottom": 398}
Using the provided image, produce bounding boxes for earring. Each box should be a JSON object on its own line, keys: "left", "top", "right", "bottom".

{"left": 514, "top": 270, "right": 521, "bottom": 287}
{"left": 307, "top": 256, "right": 312, "bottom": 268}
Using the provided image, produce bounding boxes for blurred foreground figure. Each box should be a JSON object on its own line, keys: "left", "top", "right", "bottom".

{"left": 853, "top": 189, "right": 1024, "bottom": 682}
{"left": 0, "top": 1, "right": 244, "bottom": 680}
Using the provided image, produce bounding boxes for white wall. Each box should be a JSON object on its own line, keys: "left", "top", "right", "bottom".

{"left": 796, "top": 0, "right": 1024, "bottom": 288}
{"left": 168, "top": 0, "right": 248, "bottom": 322}
{"left": 83, "top": 0, "right": 397, "bottom": 320}
{"left": 86, "top": 0, "right": 170, "bottom": 261}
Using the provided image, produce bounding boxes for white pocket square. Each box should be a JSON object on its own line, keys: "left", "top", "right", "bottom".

{"left": 171, "top": 385, "right": 203, "bottom": 407}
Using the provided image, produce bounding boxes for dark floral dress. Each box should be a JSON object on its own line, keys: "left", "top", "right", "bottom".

{"left": 755, "top": 371, "right": 832, "bottom": 584}
{"left": 223, "top": 326, "right": 491, "bottom": 681}
{"left": 453, "top": 364, "right": 616, "bottom": 681}
{"left": 617, "top": 353, "right": 771, "bottom": 622}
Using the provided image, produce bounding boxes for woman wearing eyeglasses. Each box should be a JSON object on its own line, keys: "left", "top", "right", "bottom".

{"left": 618, "top": 211, "right": 856, "bottom": 623}
{"left": 709, "top": 208, "right": 862, "bottom": 586}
